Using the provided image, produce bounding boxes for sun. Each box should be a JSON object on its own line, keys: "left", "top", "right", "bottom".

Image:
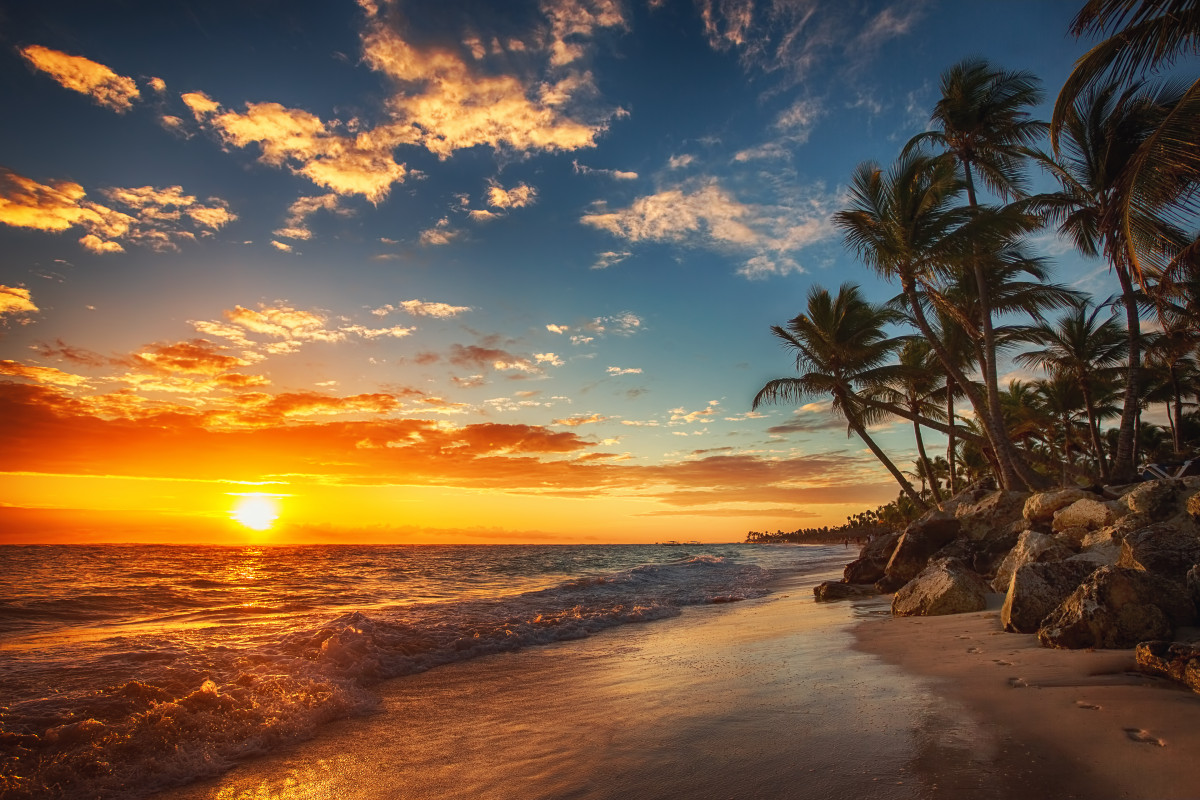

{"left": 230, "top": 494, "right": 280, "bottom": 531}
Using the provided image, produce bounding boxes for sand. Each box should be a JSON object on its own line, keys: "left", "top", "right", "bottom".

{"left": 855, "top": 596, "right": 1200, "bottom": 799}
{"left": 159, "top": 574, "right": 1200, "bottom": 800}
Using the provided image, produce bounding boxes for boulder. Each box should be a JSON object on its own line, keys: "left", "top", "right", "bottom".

{"left": 1189, "top": 564, "right": 1200, "bottom": 610}
{"left": 1037, "top": 566, "right": 1197, "bottom": 649}
{"left": 1102, "top": 482, "right": 1141, "bottom": 501}
{"left": 1068, "top": 544, "right": 1120, "bottom": 568}
{"left": 882, "top": 512, "right": 962, "bottom": 585}
{"left": 814, "top": 581, "right": 877, "bottom": 601}
{"left": 1053, "top": 526, "right": 1088, "bottom": 550}
{"left": 891, "top": 557, "right": 992, "bottom": 617}
{"left": 1135, "top": 641, "right": 1200, "bottom": 693}
{"left": 1121, "top": 479, "right": 1184, "bottom": 520}
{"left": 1097, "top": 512, "right": 1153, "bottom": 545}
{"left": 991, "top": 530, "right": 1075, "bottom": 592}
{"left": 954, "top": 490, "right": 1029, "bottom": 540}
{"left": 843, "top": 531, "right": 901, "bottom": 584}
{"left": 1024, "top": 488, "right": 1093, "bottom": 525}
{"left": 1188, "top": 491, "right": 1200, "bottom": 521}
{"left": 1000, "top": 560, "right": 1099, "bottom": 633}
{"left": 874, "top": 573, "right": 908, "bottom": 594}
{"left": 931, "top": 527, "right": 1021, "bottom": 581}
{"left": 1052, "top": 498, "right": 1117, "bottom": 532}
{"left": 1117, "top": 522, "right": 1200, "bottom": 583}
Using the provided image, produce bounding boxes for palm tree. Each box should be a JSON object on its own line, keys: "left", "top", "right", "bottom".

{"left": 835, "top": 151, "right": 1046, "bottom": 490}
{"left": 1034, "top": 374, "right": 1091, "bottom": 484}
{"left": 904, "top": 57, "right": 1049, "bottom": 488}
{"left": 887, "top": 339, "right": 947, "bottom": 504}
{"left": 753, "top": 283, "right": 928, "bottom": 510}
{"left": 1143, "top": 321, "right": 1200, "bottom": 453}
{"left": 1053, "top": 0, "right": 1200, "bottom": 235}
{"left": 1030, "top": 80, "right": 1189, "bottom": 480}
{"left": 1013, "top": 296, "right": 1127, "bottom": 481}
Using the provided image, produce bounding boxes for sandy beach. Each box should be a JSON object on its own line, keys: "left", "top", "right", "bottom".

{"left": 159, "top": 572, "right": 1200, "bottom": 800}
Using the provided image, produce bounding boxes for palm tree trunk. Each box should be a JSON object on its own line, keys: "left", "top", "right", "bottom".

{"left": 961, "top": 165, "right": 1025, "bottom": 491}
{"left": 846, "top": 412, "right": 928, "bottom": 511}
{"left": 1171, "top": 371, "right": 1183, "bottom": 455}
{"left": 1080, "top": 383, "right": 1111, "bottom": 483}
{"left": 946, "top": 382, "right": 958, "bottom": 494}
{"left": 901, "top": 277, "right": 1030, "bottom": 490}
{"left": 913, "top": 418, "right": 944, "bottom": 504}
{"left": 1111, "top": 256, "right": 1142, "bottom": 482}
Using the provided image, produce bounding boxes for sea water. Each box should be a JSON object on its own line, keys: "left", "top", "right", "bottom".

{"left": 0, "top": 543, "right": 851, "bottom": 799}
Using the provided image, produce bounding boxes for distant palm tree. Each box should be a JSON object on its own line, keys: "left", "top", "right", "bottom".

{"left": 1013, "top": 296, "right": 1127, "bottom": 481}
{"left": 753, "top": 283, "right": 928, "bottom": 509}
{"left": 1034, "top": 374, "right": 1091, "bottom": 484}
{"left": 1143, "top": 320, "right": 1200, "bottom": 453}
{"left": 887, "top": 339, "right": 947, "bottom": 503}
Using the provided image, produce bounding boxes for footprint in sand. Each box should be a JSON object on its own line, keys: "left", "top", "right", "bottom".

{"left": 993, "top": 659, "right": 1014, "bottom": 666}
{"left": 1074, "top": 701, "right": 1101, "bottom": 710}
{"left": 966, "top": 647, "right": 982, "bottom": 654}
{"left": 1124, "top": 728, "right": 1165, "bottom": 746}
{"left": 1008, "top": 677, "right": 1028, "bottom": 688}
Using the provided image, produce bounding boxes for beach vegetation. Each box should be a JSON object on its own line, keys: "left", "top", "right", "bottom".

{"left": 752, "top": 0, "right": 1200, "bottom": 534}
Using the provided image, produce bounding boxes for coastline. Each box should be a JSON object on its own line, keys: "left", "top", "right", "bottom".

{"left": 853, "top": 595, "right": 1200, "bottom": 799}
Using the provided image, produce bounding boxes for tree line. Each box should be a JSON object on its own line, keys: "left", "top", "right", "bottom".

{"left": 754, "top": 0, "right": 1200, "bottom": 529}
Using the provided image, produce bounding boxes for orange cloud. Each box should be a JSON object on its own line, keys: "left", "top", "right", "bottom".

{"left": 0, "top": 286, "right": 38, "bottom": 318}
{"left": 0, "top": 360, "right": 90, "bottom": 386}
{"left": 0, "top": 169, "right": 235, "bottom": 253}
{"left": 188, "top": 99, "right": 409, "bottom": 202}
{"left": 360, "top": 13, "right": 621, "bottom": 159}
{"left": 19, "top": 45, "right": 140, "bottom": 111}
{"left": 131, "top": 339, "right": 251, "bottom": 375}
{"left": 487, "top": 181, "right": 537, "bottom": 209}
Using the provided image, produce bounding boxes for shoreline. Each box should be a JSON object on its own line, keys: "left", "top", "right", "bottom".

{"left": 852, "top": 594, "right": 1200, "bottom": 799}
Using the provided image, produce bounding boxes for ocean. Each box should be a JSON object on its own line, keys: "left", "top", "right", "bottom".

{"left": 0, "top": 543, "right": 852, "bottom": 800}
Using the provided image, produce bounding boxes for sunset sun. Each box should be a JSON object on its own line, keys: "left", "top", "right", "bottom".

{"left": 230, "top": 494, "right": 280, "bottom": 531}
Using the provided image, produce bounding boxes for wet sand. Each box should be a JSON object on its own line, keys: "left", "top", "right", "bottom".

{"left": 160, "top": 576, "right": 1200, "bottom": 800}
{"left": 855, "top": 597, "right": 1200, "bottom": 800}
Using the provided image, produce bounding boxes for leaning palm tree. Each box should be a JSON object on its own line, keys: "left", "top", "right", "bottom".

{"left": 1053, "top": 0, "right": 1200, "bottom": 233}
{"left": 905, "top": 57, "right": 1049, "bottom": 486}
{"left": 753, "top": 283, "right": 928, "bottom": 510}
{"left": 885, "top": 339, "right": 947, "bottom": 504}
{"left": 1013, "top": 296, "right": 1128, "bottom": 481}
{"left": 836, "top": 151, "right": 1046, "bottom": 490}
{"left": 1030, "top": 80, "right": 1189, "bottom": 480}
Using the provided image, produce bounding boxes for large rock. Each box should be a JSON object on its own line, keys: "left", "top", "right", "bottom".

{"left": 882, "top": 512, "right": 962, "bottom": 585}
{"left": 891, "top": 557, "right": 992, "bottom": 617}
{"left": 1024, "top": 488, "right": 1093, "bottom": 525}
{"left": 1135, "top": 641, "right": 1200, "bottom": 693}
{"left": 991, "top": 530, "right": 1075, "bottom": 592}
{"left": 954, "top": 490, "right": 1029, "bottom": 540}
{"left": 843, "top": 531, "right": 901, "bottom": 584}
{"left": 1000, "top": 560, "right": 1099, "bottom": 633}
{"left": 814, "top": 581, "right": 877, "bottom": 601}
{"left": 1187, "top": 491, "right": 1200, "bottom": 521}
{"left": 1122, "top": 479, "right": 1185, "bottom": 520}
{"left": 1117, "top": 522, "right": 1200, "bottom": 583}
{"left": 1052, "top": 498, "right": 1118, "bottom": 532}
{"left": 932, "top": 527, "right": 1021, "bottom": 582}
{"left": 1037, "top": 566, "right": 1197, "bottom": 649}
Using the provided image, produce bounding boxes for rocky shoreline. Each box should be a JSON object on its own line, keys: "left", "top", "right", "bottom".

{"left": 817, "top": 477, "right": 1200, "bottom": 694}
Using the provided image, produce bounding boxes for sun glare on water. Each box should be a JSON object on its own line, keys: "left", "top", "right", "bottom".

{"left": 230, "top": 494, "right": 281, "bottom": 531}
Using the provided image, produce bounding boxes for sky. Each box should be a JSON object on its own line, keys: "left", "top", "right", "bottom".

{"left": 0, "top": 0, "right": 1119, "bottom": 545}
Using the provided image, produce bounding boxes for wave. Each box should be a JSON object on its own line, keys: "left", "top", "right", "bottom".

{"left": 0, "top": 554, "right": 775, "bottom": 800}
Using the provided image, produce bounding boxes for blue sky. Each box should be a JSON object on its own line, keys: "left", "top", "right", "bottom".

{"left": 0, "top": 0, "right": 1120, "bottom": 543}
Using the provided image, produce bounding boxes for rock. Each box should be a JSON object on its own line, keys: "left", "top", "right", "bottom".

{"left": 843, "top": 531, "right": 901, "bottom": 584}
{"left": 1068, "top": 544, "right": 1120, "bottom": 568}
{"left": 1052, "top": 498, "right": 1117, "bottom": 532}
{"left": 1117, "top": 522, "right": 1200, "bottom": 583}
{"left": 874, "top": 573, "right": 908, "bottom": 594}
{"left": 1122, "top": 479, "right": 1184, "bottom": 520}
{"left": 1037, "top": 566, "right": 1197, "bottom": 649}
{"left": 1053, "top": 526, "right": 1088, "bottom": 549}
{"left": 814, "top": 581, "right": 877, "bottom": 601}
{"left": 1135, "top": 641, "right": 1200, "bottom": 693}
{"left": 1101, "top": 483, "right": 1141, "bottom": 501}
{"left": 891, "top": 557, "right": 992, "bottom": 617}
{"left": 1188, "top": 491, "right": 1200, "bottom": 521}
{"left": 882, "top": 511, "right": 962, "bottom": 585}
{"left": 1189, "top": 564, "right": 1200, "bottom": 610}
{"left": 1024, "top": 488, "right": 1093, "bottom": 524}
{"left": 1001, "top": 559, "right": 1099, "bottom": 633}
{"left": 1098, "top": 512, "right": 1153, "bottom": 545}
{"left": 991, "top": 530, "right": 1075, "bottom": 592}
{"left": 931, "top": 528, "right": 1021, "bottom": 581}
{"left": 954, "top": 490, "right": 1029, "bottom": 540}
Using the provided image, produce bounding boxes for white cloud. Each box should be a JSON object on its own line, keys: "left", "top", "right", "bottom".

{"left": 591, "top": 250, "right": 631, "bottom": 270}
{"left": 487, "top": 181, "right": 538, "bottom": 209}
{"left": 573, "top": 160, "right": 638, "bottom": 180}
{"left": 606, "top": 366, "right": 642, "bottom": 375}
{"left": 375, "top": 299, "right": 471, "bottom": 318}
